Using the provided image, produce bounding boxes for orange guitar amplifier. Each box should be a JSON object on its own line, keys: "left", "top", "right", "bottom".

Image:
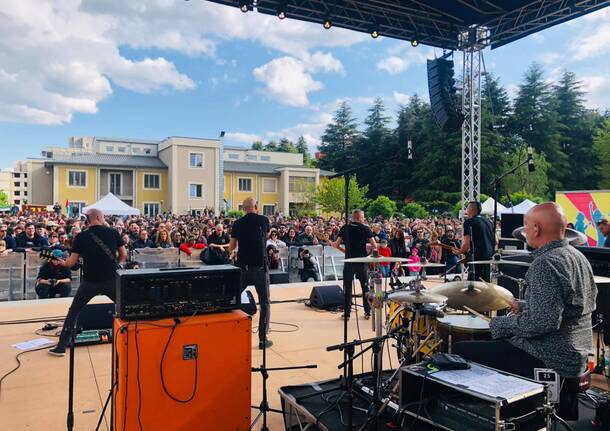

{"left": 112, "top": 310, "right": 251, "bottom": 431}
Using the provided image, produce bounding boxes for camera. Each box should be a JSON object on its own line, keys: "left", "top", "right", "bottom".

{"left": 50, "top": 278, "right": 57, "bottom": 287}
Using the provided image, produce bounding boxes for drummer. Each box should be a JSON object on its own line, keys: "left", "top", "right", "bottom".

{"left": 454, "top": 202, "right": 597, "bottom": 382}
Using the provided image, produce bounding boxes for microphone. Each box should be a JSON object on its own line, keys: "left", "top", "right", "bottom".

{"left": 527, "top": 146, "right": 535, "bottom": 172}
{"left": 179, "top": 243, "right": 193, "bottom": 256}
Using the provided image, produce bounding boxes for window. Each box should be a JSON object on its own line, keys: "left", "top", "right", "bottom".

{"left": 144, "top": 203, "right": 160, "bottom": 217}
{"left": 144, "top": 174, "right": 160, "bottom": 189}
{"left": 15, "top": 191, "right": 20, "bottom": 196}
{"left": 14, "top": 199, "right": 20, "bottom": 205}
{"left": 263, "top": 205, "right": 275, "bottom": 216}
{"left": 133, "top": 147, "right": 141, "bottom": 154}
{"left": 189, "top": 183, "right": 203, "bottom": 199}
{"left": 23, "top": 191, "right": 27, "bottom": 196}
{"left": 144, "top": 148, "right": 152, "bottom": 154}
{"left": 289, "top": 176, "right": 315, "bottom": 193}
{"left": 68, "top": 170, "right": 87, "bottom": 187}
{"left": 189, "top": 152, "right": 203, "bottom": 168}
{"left": 23, "top": 174, "right": 27, "bottom": 178}
{"left": 14, "top": 182, "right": 20, "bottom": 187}
{"left": 261, "top": 155, "right": 271, "bottom": 161}
{"left": 262, "top": 178, "right": 277, "bottom": 193}
{"left": 246, "top": 155, "right": 257, "bottom": 161}
{"left": 228, "top": 153, "right": 239, "bottom": 160}
{"left": 23, "top": 182, "right": 27, "bottom": 187}
{"left": 14, "top": 173, "right": 20, "bottom": 178}
{"left": 191, "top": 209, "right": 202, "bottom": 216}
{"left": 117, "top": 146, "right": 127, "bottom": 153}
{"left": 106, "top": 146, "right": 114, "bottom": 152}
{"left": 109, "top": 173, "right": 122, "bottom": 195}
{"left": 238, "top": 178, "right": 252, "bottom": 192}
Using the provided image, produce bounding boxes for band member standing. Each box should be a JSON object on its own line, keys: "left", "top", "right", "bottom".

{"left": 333, "top": 209, "right": 377, "bottom": 320}
{"left": 49, "top": 209, "right": 126, "bottom": 356}
{"left": 229, "top": 197, "right": 272, "bottom": 349}
{"left": 454, "top": 203, "right": 596, "bottom": 415}
{"left": 454, "top": 201, "right": 495, "bottom": 282}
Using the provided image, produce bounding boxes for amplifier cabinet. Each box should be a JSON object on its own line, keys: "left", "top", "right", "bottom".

{"left": 400, "top": 362, "right": 548, "bottom": 431}
{"left": 112, "top": 310, "right": 251, "bottom": 431}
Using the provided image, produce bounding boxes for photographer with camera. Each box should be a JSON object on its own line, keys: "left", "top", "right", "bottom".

{"left": 35, "top": 249, "right": 72, "bottom": 299}
{"left": 298, "top": 248, "right": 319, "bottom": 282}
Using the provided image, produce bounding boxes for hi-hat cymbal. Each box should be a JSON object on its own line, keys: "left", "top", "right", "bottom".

{"left": 513, "top": 226, "right": 587, "bottom": 246}
{"left": 387, "top": 290, "right": 447, "bottom": 305}
{"left": 433, "top": 281, "right": 514, "bottom": 312}
{"left": 403, "top": 262, "right": 446, "bottom": 268}
{"left": 467, "top": 260, "right": 531, "bottom": 267}
{"left": 344, "top": 255, "right": 410, "bottom": 263}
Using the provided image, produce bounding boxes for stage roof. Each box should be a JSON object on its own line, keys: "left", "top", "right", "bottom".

{"left": 205, "top": 0, "right": 610, "bottom": 49}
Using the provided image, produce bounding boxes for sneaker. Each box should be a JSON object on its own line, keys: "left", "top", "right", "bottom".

{"left": 340, "top": 314, "right": 350, "bottom": 321}
{"left": 258, "top": 339, "right": 273, "bottom": 350}
{"left": 48, "top": 345, "right": 66, "bottom": 357}
{"left": 364, "top": 313, "right": 371, "bottom": 320}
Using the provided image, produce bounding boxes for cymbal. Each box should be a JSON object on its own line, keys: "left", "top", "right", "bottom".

{"left": 433, "top": 281, "right": 514, "bottom": 312}
{"left": 468, "top": 260, "right": 531, "bottom": 267}
{"left": 387, "top": 290, "right": 447, "bottom": 305}
{"left": 403, "top": 262, "right": 446, "bottom": 268}
{"left": 344, "top": 256, "right": 410, "bottom": 263}
{"left": 595, "top": 276, "right": 610, "bottom": 284}
{"left": 513, "top": 226, "right": 587, "bottom": 246}
{"left": 501, "top": 249, "right": 531, "bottom": 255}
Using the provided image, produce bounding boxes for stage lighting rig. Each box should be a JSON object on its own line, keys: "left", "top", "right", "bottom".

{"left": 370, "top": 25, "right": 380, "bottom": 39}
{"left": 239, "top": 0, "right": 250, "bottom": 13}
{"left": 277, "top": 1, "right": 286, "bottom": 19}
{"left": 411, "top": 38, "right": 419, "bottom": 47}
{"left": 323, "top": 18, "right": 332, "bottom": 29}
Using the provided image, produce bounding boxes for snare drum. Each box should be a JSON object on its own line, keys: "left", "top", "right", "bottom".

{"left": 436, "top": 314, "right": 491, "bottom": 353}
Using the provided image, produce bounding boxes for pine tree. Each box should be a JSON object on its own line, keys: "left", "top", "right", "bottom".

{"left": 593, "top": 117, "right": 610, "bottom": 188}
{"left": 295, "top": 136, "right": 315, "bottom": 167}
{"left": 317, "top": 101, "right": 359, "bottom": 173}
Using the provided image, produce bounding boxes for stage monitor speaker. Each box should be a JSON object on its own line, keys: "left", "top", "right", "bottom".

{"left": 501, "top": 213, "right": 524, "bottom": 238}
{"left": 427, "top": 57, "right": 464, "bottom": 132}
{"left": 112, "top": 310, "right": 251, "bottom": 430}
{"left": 76, "top": 303, "right": 114, "bottom": 330}
{"left": 309, "top": 285, "right": 344, "bottom": 310}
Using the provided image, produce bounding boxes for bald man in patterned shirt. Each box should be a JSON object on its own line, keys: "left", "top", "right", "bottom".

{"left": 454, "top": 202, "right": 597, "bottom": 416}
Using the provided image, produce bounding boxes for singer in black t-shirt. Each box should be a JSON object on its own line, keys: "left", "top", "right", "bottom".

{"left": 229, "top": 197, "right": 271, "bottom": 349}
{"left": 454, "top": 201, "right": 495, "bottom": 282}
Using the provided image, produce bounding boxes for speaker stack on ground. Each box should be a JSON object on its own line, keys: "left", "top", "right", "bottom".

{"left": 111, "top": 266, "right": 251, "bottom": 431}
{"left": 427, "top": 56, "right": 464, "bottom": 132}
{"left": 309, "top": 285, "right": 344, "bottom": 310}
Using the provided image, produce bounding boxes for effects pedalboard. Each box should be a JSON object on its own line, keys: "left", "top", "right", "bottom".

{"left": 115, "top": 265, "right": 242, "bottom": 320}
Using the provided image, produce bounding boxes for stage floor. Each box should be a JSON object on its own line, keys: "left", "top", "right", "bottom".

{"left": 0, "top": 279, "right": 606, "bottom": 431}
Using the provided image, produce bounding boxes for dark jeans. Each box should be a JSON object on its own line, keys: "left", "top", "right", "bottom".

{"left": 57, "top": 280, "right": 115, "bottom": 349}
{"left": 241, "top": 267, "right": 270, "bottom": 343}
{"left": 468, "top": 263, "right": 491, "bottom": 282}
{"left": 299, "top": 268, "right": 319, "bottom": 282}
{"left": 343, "top": 263, "right": 370, "bottom": 317}
{"left": 453, "top": 340, "right": 545, "bottom": 378}
{"left": 36, "top": 282, "right": 72, "bottom": 299}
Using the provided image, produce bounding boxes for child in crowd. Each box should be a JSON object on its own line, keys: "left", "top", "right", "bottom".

{"left": 408, "top": 247, "right": 421, "bottom": 276}
{"left": 378, "top": 239, "right": 391, "bottom": 278}
{"left": 391, "top": 261, "right": 405, "bottom": 278}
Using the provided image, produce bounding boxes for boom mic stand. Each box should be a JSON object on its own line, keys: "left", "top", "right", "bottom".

{"left": 66, "top": 325, "right": 81, "bottom": 431}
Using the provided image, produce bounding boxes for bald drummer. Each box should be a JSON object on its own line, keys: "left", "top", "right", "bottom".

{"left": 454, "top": 202, "right": 596, "bottom": 416}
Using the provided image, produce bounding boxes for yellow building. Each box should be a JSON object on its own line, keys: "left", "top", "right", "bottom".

{"left": 25, "top": 136, "right": 330, "bottom": 215}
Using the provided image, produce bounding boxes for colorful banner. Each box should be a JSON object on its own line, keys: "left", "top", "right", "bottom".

{"left": 556, "top": 191, "right": 610, "bottom": 247}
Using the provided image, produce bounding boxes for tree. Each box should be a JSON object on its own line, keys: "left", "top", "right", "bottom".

{"left": 251, "top": 141, "right": 264, "bottom": 150}
{"left": 314, "top": 176, "right": 368, "bottom": 215}
{"left": 593, "top": 117, "right": 610, "bottom": 188}
{"left": 277, "top": 138, "right": 298, "bottom": 153}
{"left": 296, "top": 136, "right": 315, "bottom": 168}
{"left": 402, "top": 202, "right": 428, "bottom": 219}
{"left": 317, "top": 101, "right": 359, "bottom": 173}
{"left": 366, "top": 195, "right": 397, "bottom": 219}
{"left": 505, "top": 191, "right": 543, "bottom": 206}
{"left": 503, "top": 147, "right": 550, "bottom": 198}
{"left": 0, "top": 190, "right": 8, "bottom": 207}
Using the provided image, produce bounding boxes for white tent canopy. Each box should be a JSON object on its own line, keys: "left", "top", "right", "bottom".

{"left": 83, "top": 193, "right": 140, "bottom": 216}
{"left": 480, "top": 197, "right": 507, "bottom": 216}
{"left": 501, "top": 199, "right": 537, "bottom": 214}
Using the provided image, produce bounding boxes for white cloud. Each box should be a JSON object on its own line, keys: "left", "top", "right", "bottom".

{"left": 302, "top": 52, "right": 345, "bottom": 75}
{"left": 571, "top": 24, "right": 610, "bottom": 59}
{"left": 377, "top": 57, "right": 410, "bottom": 75}
{"left": 580, "top": 75, "right": 610, "bottom": 109}
{"left": 539, "top": 52, "right": 561, "bottom": 65}
{"left": 376, "top": 45, "right": 433, "bottom": 75}
{"left": 531, "top": 33, "right": 545, "bottom": 43}
{"left": 224, "top": 132, "right": 263, "bottom": 144}
{"left": 393, "top": 91, "right": 411, "bottom": 105}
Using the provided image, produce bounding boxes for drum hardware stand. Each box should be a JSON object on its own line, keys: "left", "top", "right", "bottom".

{"left": 497, "top": 272, "right": 526, "bottom": 300}
{"left": 250, "top": 337, "right": 317, "bottom": 431}
{"left": 66, "top": 325, "right": 82, "bottom": 431}
{"left": 594, "top": 313, "right": 606, "bottom": 374}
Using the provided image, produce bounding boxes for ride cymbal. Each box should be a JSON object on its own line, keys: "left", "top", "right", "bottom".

{"left": 387, "top": 290, "right": 447, "bottom": 305}
{"left": 433, "top": 281, "right": 514, "bottom": 312}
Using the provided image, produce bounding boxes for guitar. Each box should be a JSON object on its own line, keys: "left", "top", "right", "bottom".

{"left": 429, "top": 241, "right": 468, "bottom": 264}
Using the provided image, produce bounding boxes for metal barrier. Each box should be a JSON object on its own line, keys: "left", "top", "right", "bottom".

{"left": 134, "top": 248, "right": 180, "bottom": 269}
{"left": 0, "top": 253, "right": 25, "bottom": 301}
{"left": 25, "top": 253, "right": 45, "bottom": 300}
{"left": 322, "top": 246, "right": 345, "bottom": 281}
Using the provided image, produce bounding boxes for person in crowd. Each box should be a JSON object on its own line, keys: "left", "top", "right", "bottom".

{"left": 278, "top": 225, "right": 287, "bottom": 242}
{"left": 16, "top": 222, "right": 49, "bottom": 249}
{"left": 298, "top": 248, "right": 319, "bottom": 282}
{"left": 35, "top": 249, "right": 72, "bottom": 299}
{"left": 155, "top": 229, "right": 173, "bottom": 248}
{"left": 429, "top": 232, "right": 442, "bottom": 263}
{"left": 389, "top": 229, "right": 408, "bottom": 259}
{"left": 441, "top": 228, "right": 462, "bottom": 275}
{"left": 0, "top": 226, "right": 16, "bottom": 251}
{"left": 597, "top": 218, "right": 610, "bottom": 248}
{"left": 207, "top": 223, "right": 231, "bottom": 257}
{"left": 372, "top": 223, "right": 387, "bottom": 242}
{"left": 283, "top": 227, "right": 299, "bottom": 246}
{"left": 378, "top": 239, "right": 391, "bottom": 277}
{"left": 267, "top": 230, "right": 286, "bottom": 248}
{"left": 411, "top": 228, "right": 430, "bottom": 261}
{"left": 266, "top": 245, "right": 280, "bottom": 270}
{"left": 297, "top": 225, "right": 319, "bottom": 246}
{"left": 391, "top": 261, "right": 405, "bottom": 278}
{"left": 127, "top": 223, "right": 140, "bottom": 242}
{"left": 171, "top": 231, "right": 184, "bottom": 247}
{"left": 229, "top": 197, "right": 272, "bottom": 350}
{"left": 453, "top": 201, "right": 495, "bottom": 282}
{"left": 407, "top": 247, "right": 421, "bottom": 276}
{"left": 133, "top": 230, "right": 154, "bottom": 248}
{"left": 49, "top": 208, "right": 126, "bottom": 356}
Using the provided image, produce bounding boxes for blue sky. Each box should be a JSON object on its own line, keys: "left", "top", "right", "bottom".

{"left": 1, "top": 1, "right": 609, "bottom": 169}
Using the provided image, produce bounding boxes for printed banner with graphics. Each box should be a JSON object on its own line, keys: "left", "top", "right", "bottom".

{"left": 556, "top": 191, "right": 610, "bottom": 247}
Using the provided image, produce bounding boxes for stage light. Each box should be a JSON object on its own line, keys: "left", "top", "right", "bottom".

{"left": 277, "top": 1, "right": 286, "bottom": 19}
{"left": 323, "top": 18, "right": 332, "bottom": 29}
{"left": 370, "top": 26, "right": 380, "bottom": 39}
{"left": 411, "top": 38, "right": 419, "bottom": 47}
{"left": 239, "top": 0, "right": 249, "bottom": 13}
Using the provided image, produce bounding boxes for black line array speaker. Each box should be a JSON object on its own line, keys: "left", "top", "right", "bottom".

{"left": 427, "top": 57, "right": 464, "bottom": 132}
{"left": 501, "top": 213, "right": 524, "bottom": 238}
{"left": 309, "top": 285, "right": 344, "bottom": 310}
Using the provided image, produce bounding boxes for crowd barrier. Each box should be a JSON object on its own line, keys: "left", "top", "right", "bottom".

{"left": 0, "top": 244, "right": 347, "bottom": 301}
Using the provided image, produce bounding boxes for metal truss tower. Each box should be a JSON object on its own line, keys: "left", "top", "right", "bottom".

{"left": 459, "top": 26, "right": 489, "bottom": 214}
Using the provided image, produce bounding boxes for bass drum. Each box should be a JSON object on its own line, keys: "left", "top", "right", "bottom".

{"left": 387, "top": 301, "right": 438, "bottom": 361}
{"left": 436, "top": 314, "right": 491, "bottom": 353}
